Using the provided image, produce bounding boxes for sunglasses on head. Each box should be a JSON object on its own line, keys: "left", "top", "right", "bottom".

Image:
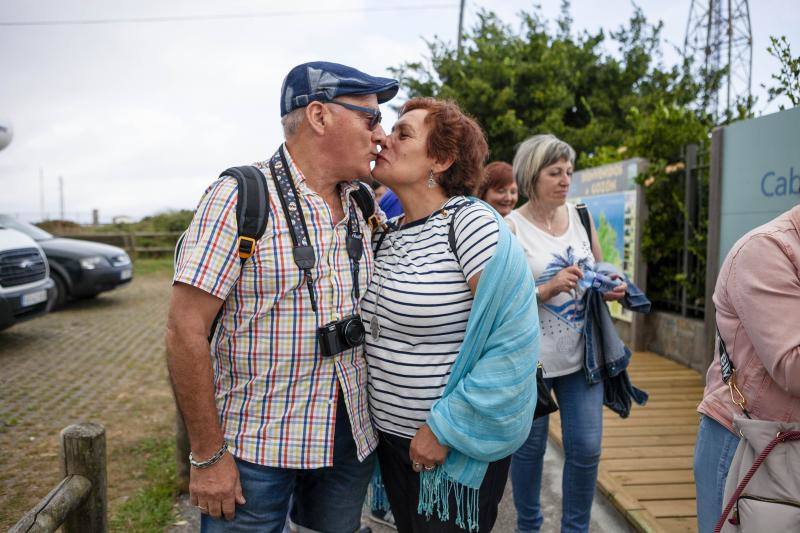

{"left": 327, "top": 100, "right": 382, "bottom": 130}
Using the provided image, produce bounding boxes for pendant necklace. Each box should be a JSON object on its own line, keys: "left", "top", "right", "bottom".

{"left": 530, "top": 203, "right": 560, "bottom": 235}
{"left": 370, "top": 315, "right": 381, "bottom": 341}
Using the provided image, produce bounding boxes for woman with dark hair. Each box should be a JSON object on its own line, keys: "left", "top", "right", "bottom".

{"left": 360, "top": 97, "right": 540, "bottom": 532}
{"left": 475, "top": 161, "right": 518, "bottom": 217}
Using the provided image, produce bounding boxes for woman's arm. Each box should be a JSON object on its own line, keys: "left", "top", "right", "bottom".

{"left": 729, "top": 234, "right": 800, "bottom": 396}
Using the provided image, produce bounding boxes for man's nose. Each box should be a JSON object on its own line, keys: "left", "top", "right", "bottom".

{"left": 372, "top": 124, "right": 387, "bottom": 145}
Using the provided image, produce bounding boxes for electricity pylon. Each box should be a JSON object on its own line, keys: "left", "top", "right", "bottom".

{"left": 684, "top": 0, "right": 752, "bottom": 121}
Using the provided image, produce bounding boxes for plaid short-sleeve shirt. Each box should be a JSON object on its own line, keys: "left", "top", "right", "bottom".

{"left": 174, "top": 145, "right": 378, "bottom": 468}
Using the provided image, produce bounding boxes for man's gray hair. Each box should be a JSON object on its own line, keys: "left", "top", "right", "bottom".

{"left": 513, "top": 134, "right": 576, "bottom": 200}
{"left": 281, "top": 108, "right": 306, "bottom": 137}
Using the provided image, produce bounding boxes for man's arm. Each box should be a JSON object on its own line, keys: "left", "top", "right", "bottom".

{"left": 166, "top": 282, "right": 244, "bottom": 520}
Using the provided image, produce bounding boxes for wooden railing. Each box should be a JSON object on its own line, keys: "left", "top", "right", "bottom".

{"left": 54, "top": 232, "right": 182, "bottom": 259}
{"left": 10, "top": 423, "right": 107, "bottom": 533}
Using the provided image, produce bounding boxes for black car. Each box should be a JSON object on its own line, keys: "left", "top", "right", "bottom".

{"left": 0, "top": 215, "right": 133, "bottom": 308}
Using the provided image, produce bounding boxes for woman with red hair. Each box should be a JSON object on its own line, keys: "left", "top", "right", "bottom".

{"left": 476, "top": 161, "right": 518, "bottom": 217}
{"left": 361, "top": 97, "right": 539, "bottom": 532}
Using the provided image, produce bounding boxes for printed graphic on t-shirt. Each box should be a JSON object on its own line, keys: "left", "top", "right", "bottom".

{"left": 536, "top": 244, "right": 594, "bottom": 332}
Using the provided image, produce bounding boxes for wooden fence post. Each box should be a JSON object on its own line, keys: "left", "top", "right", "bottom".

{"left": 61, "top": 422, "right": 107, "bottom": 533}
{"left": 128, "top": 233, "right": 138, "bottom": 261}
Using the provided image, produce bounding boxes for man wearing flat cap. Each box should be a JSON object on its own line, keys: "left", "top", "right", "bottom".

{"left": 167, "top": 61, "right": 399, "bottom": 531}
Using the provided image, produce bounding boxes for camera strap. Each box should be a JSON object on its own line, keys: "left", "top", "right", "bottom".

{"left": 268, "top": 145, "right": 364, "bottom": 315}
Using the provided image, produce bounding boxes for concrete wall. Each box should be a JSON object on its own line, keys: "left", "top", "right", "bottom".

{"left": 643, "top": 311, "right": 709, "bottom": 374}
{"left": 613, "top": 319, "right": 632, "bottom": 345}
{"left": 614, "top": 311, "right": 709, "bottom": 374}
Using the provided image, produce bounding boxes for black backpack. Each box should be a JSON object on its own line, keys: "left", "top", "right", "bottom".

{"left": 175, "top": 165, "right": 378, "bottom": 340}
{"left": 174, "top": 166, "right": 271, "bottom": 271}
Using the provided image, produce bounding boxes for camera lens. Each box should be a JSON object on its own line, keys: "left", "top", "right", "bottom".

{"left": 343, "top": 317, "right": 365, "bottom": 345}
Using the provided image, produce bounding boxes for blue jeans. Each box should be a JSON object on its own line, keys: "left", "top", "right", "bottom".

{"left": 693, "top": 415, "right": 739, "bottom": 533}
{"left": 202, "top": 392, "right": 376, "bottom": 533}
{"left": 511, "top": 369, "right": 604, "bottom": 533}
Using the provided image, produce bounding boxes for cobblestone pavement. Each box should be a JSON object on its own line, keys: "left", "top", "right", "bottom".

{"left": 1, "top": 270, "right": 632, "bottom": 532}
{"left": 0, "top": 272, "right": 175, "bottom": 529}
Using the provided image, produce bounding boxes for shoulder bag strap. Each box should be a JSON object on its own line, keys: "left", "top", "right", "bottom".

{"left": 716, "top": 321, "right": 752, "bottom": 419}
{"left": 575, "top": 203, "right": 592, "bottom": 241}
{"left": 372, "top": 226, "right": 391, "bottom": 258}
{"left": 448, "top": 199, "right": 476, "bottom": 264}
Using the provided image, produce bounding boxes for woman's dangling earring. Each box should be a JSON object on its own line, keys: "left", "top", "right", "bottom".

{"left": 427, "top": 169, "right": 436, "bottom": 189}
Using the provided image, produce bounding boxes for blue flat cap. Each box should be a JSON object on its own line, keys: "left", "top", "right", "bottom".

{"left": 280, "top": 61, "right": 399, "bottom": 117}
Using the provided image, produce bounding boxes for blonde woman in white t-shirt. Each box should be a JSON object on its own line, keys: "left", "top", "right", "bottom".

{"left": 505, "top": 134, "right": 626, "bottom": 533}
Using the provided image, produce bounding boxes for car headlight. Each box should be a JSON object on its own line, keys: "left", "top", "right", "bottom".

{"left": 111, "top": 253, "right": 131, "bottom": 266}
{"left": 80, "top": 256, "right": 110, "bottom": 270}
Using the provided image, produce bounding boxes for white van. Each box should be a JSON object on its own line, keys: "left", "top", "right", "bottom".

{"left": 0, "top": 223, "right": 56, "bottom": 331}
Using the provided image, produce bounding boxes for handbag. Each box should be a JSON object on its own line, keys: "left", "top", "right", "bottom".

{"left": 713, "top": 326, "right": 800, "bottom": 533}
{"left": 533, "top": 363, "right": 558, "bottom": 419}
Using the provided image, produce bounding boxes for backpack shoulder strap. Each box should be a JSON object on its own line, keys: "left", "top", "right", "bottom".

{"left": 448, "top": 199, "right": 476, "bottom": 264}
{"left": 205, "top": 165, "right": 270, "bottom": 343}
{"left": 351, "top": 180, "right": 381, "bottom": 230}
{"left": 220, "top": 166, "right": 271, "bottom": 265}
{"left": 576, "top": 203, "right": 592, "bottom": 241}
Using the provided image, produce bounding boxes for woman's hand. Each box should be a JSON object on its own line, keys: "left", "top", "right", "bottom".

{"left": 409, "top": 424, "right": 449, "bottom": 472}
{"left": 540, "top": 265, "right": 583, "bottom": 300}
{"left": 603, "top": 280, "right": 627, "bottom": 302}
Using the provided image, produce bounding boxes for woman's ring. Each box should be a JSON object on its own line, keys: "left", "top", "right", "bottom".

{"left": 196, "top": 505, "right": 208, "bottom": 513}
{"left": 412, "top": 461, "right": 422, "bottom": 472}
{"left": 424, "top": 464, "right": 435, "bottom": 471}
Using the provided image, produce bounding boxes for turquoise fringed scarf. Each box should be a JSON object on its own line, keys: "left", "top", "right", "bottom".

{"left": 418, "top": 205, "right": 540, "bottom": 531}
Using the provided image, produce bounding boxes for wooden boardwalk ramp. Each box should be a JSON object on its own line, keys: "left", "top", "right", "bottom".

{"left": 549, "top": 351, "right": 703, "bottom": 532}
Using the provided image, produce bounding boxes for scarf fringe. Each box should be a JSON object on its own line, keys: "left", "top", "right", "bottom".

{"left": 370, "top": 462, "right": 388, "bottom": 511}
{"left": 418, "top": 467, "right": 480, "bottom": 532}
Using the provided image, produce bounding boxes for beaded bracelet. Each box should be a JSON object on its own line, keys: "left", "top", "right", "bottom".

{"left": 189, "top": 441, "right": 228, "bottom": 469}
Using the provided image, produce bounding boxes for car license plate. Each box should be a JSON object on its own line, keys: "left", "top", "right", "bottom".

{"left": 120, "top": 269, "right": 132, "bottom": 280}
{"left": 21, "top": 290, "right": 47, "bottom": 307}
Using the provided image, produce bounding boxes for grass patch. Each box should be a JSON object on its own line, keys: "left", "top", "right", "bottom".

{"left": 133, "top": 257, "right": 174, "bottom": 277}
{"left": 109, "top": 436, "right": 179, "bottom": 532}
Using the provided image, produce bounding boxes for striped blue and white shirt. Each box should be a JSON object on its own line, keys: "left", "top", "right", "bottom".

{"left": 361, "top": 197, "right": 499, "bottom": 438}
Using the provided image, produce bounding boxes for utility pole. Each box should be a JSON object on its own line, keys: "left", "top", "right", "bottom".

{"left": 59, "top": 175, "right": 64, "bottom": 221}
{"left": 457, "top": 0, "right": 466, "bottom": 56}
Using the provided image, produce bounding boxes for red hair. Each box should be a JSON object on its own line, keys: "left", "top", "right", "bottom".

{"left": 400, "top": 97, "right": 488, "bottom": 196}
{"left": 475, "top": 161, "right": 514, "bottom": 199}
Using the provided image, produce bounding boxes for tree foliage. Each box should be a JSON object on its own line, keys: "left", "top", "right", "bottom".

{"left": 763, "top": 35, "right": 800, "bottom": 110}
{"left": 392, "top": 2, "right": 716, "bottom": 313}
{"left": 391, "top": 3, "right": 712, "bottom": 166}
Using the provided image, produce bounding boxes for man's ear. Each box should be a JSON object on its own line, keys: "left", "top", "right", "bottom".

{"left": 305, "top": 102, "right": 328, "bottom": 135}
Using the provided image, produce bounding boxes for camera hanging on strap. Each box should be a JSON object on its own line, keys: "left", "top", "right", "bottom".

{"left": 268, "top": 145, "right": 368, "bottom": 357}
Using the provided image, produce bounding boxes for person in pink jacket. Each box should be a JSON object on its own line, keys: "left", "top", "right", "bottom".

{"left": 694, "top": 204, "right": 800, "bottom": 532}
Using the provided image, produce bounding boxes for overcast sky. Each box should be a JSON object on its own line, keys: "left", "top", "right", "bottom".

{"left": 1, "top": 0, "right": 797, "bottom": 223}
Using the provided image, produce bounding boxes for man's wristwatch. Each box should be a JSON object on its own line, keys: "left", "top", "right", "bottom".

{"left": 534, "top": 286, "right": 540, "bottom": 300}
